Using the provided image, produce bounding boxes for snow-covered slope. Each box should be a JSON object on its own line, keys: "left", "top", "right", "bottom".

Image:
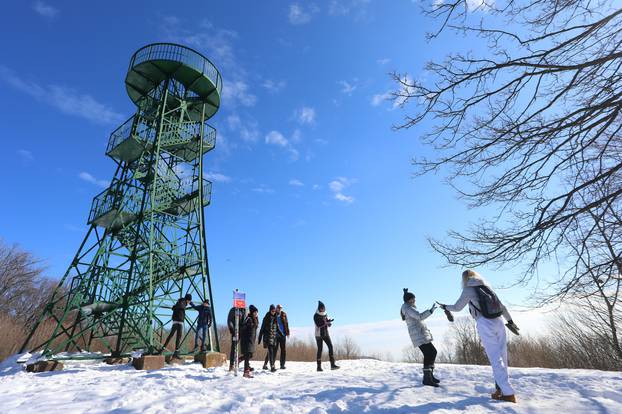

{"left": 1, "top": 356, "right": 620, "bottom": 413}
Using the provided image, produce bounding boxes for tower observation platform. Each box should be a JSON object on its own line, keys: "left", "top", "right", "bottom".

{"left": 22, "top": 43, "right": 223, "bottom": 359}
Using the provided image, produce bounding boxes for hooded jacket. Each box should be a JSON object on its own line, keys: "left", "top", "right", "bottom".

{"left": 259, "top": 311, "right": 278, "bottom": 348}
{"left": 314, "top": 310, "right": 331, "bottom": 338}
{"left": 445, "top": 275, "right": 512, "bottom": 321}
{"left": 240, "top": 313, "right": 259, "bottom": 355}
{"left": 401, "top": 303, "right": 433, "bottom": 347}
{"left": 171, "top": 299, "right": 188, "bottom": 323}
{"left": 191, "top": 303, "right": 212, "bottom": 327}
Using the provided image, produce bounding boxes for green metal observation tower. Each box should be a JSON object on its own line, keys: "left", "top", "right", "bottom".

{"left": 21, "top": 43, "right": 222, "bottom": 358}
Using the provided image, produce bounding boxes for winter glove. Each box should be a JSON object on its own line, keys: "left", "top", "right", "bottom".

{"left": 437, "top": 302, "right": 454, "bottom": 322}
{"left": 505, "top": 320, "right": 520, "bottom": 335}
{"left": 429, "top": 303, "right": 437, "bottom": 313}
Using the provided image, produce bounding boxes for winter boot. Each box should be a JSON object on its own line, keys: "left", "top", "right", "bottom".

{"left": 262, "top": 363, "right": 268, "bottom": 370}
{"left": 422, "top": 367, "right": 439, "bottom": 387}
{"left": 431, "top": 366, "right": 440, "bottom": 384}
{"left": 330, "top": 356, "right": 340, "bottom": 370}
{"left": 228, "top": 364, "right": 235, "bottom": 372}
{"left": 491, "top": 383, "right": 502, "bottom": 400}
{"left": 317, "top": 360, "right": 323, "bottom": 372}
{"left": 492, "top": 393, "right": 516, "bottom": 403}
{"left": 243, "top": 369, "right": 253, "bottom": 378}
{"left": 270, "top": 364, "right": 277, "bottom": 373}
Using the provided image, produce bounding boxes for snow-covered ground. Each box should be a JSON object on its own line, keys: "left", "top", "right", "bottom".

{"left": 1, "top": 356, "right": 621, "bottom": 413}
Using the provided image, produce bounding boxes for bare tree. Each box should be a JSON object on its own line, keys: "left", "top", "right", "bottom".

{"left": 0, "top": 240, "right": 55, "bottom": 328}
{"left": 393, "top": 1, "right": 622, "bottom": 289}
{"left": 336, "top": 335, "right": 362, "bottom": 360}
{"left": 450, "top": 317, "right": 488, "bottom": 365}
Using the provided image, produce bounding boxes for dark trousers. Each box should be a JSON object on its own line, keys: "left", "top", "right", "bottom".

{"left": 264, "top": 335, "right": 286, "bottom": 367}
{"left": 265, "top": 344, "right": 277, "bottom": 368}
{"left": 194, "top": 324, "right": 209, "bottom": 350}
{"left": 244, "top": 352, "right": 252, "bottom": 371}
{"left": 163, "top": 323, "right": 183, "bottom": 353}
{"left": 316, "top": 336, "right": 334, "bottom": 361}
{"left": 419, "top": 342, "right": 437, "bottom": 367}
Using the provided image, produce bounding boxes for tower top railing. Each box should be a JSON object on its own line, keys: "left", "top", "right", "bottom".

{"left": 129, "top": 43, "right": 223, "bottom": 96}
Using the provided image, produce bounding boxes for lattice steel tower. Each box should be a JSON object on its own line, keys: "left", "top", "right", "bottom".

{"left": 22, "top": 43, "right": 222, "bottom": 358}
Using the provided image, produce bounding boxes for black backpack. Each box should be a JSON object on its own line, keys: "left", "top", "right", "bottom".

{"left": 471, "top": 285, "right": 504, "bottom": 319}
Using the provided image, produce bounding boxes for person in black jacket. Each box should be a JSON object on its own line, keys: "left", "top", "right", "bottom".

{"left": 190, "top": 299, "right": 212, "bottom": 352}
{"left": 263, "top": 304, "right": 290, "bottom": 369}
{"left": 259, "top": 304, "right": 279, "bottom": 372}
{"left": 314, "top": 300, "right": 339, "bottom": 371}
{"left": 240, "top": 305, "right": 259, "bottom": 378}
{"left": 162, "top": 294, "right": 192, "bottom": 356}
{"left": 227, "top": 306, "right": 246, "bottom": 371}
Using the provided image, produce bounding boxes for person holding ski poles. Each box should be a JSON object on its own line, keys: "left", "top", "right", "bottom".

{"left": 438, "top": 269, "right": 520, "bottom": 403}
{"left": 401, "top": 288, "right": 440, "bottom": 387}
{"left": 314, "top": 301, "right": 340, "bottom": 371}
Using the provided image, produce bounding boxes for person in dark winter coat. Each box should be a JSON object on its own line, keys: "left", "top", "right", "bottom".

{"left": 259, "top": 304, "right": 279, "bottom": 372}
{"left": 240, "top": 305, "right": 259, "bottom": 378}
{"left": 227, "top": 305, "right": 246, "bottom": 371}
{"left": 190, "top": 299, "right": 212, "bottom": 352}
{"left": 162, "top": 294, "right": 192, "bottom": 356}
{"left": 314, "top": 301, "right": 339, "bottom": 371}
{"left": 263, "top": 304, "right": 290, "bottom": 369}
{"left": 401, "top": 288, "right": 439, "bottom": 387}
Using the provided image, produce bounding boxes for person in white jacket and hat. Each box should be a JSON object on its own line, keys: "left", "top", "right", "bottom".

{"left": 401, "top": 288, "right": 440, "bottom": 387}
{"left": 439, "top": 269, "right": 520, "bottom": 403}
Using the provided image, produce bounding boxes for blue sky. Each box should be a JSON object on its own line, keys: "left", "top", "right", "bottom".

{"left": 0, "top": 1, "right": 547, "bottom": 356}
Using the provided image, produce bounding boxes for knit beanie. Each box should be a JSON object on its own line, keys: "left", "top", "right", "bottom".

{"left": 249, "top": 304, "right": 258, "bottom": 313}
{"left": 269, "top": 304, "right": 276, "bottom": 311}
{"left": 184, "top": 293, "right": 192, "bottom": 301}
{"left": 403, "top": 288, "right": 415, "bottom": 302}
{"left": 318, "top": 300, "right": 325, "bottom": 310}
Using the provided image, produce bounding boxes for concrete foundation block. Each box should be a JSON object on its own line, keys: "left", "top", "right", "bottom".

{"left": 26, "top": 360, "right": 64, "bottom": 373}
{"left": 132, "top": 355, "right": 165, "bottom": 370}
{"left": 195, "top": 351, "right": 227, "bottom": 368}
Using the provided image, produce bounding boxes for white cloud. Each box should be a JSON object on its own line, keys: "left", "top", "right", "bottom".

{"left": 312, "top": 184, "right": 321, "bottom": 190}
{"left": 228, "top": 114, "right": 259, "bottom": 143}
{"left": 265, "top": 130, "right": 288, "bottom": 147}
{"left": 262, "top": 79, "right": 286, "bottom": 93}
{"left": 338, "top": 79, "right": 358, "bottom": 95}
{"left": 17, "top": 149, "right": 34, "bottom": 161}
{"left": 289, "top": 179, "right": 304, "bottom": 187}
{"left": 329, "top": 177, "right": 355, "bottom": 204}
{"left": 265, "top": 130, "right": 300, "bottom": 161}
{"left": 79, "top": 172, "right": 109, "bottom": 188}
{"left": 222, "top": 80, "right": 257, "bottom": 107}
{"left": 289, "top": 3, "right": 318, "bottom": 25}
{"left": 252, "top": 185, "right": 275, "bottom": 194}
{"left": 0, "top": 65, "right": 123, "bottom": 125}
{"left": 371, "top": 91, "right": 392, "bottom": 107}
{"left": 32, "top": 1, "right": 58, "bottom": 19}
{"left": 204, "top": 172, "right": 231, "bottom": 183}
{"left": 328, "top": 0, "right": 371, "bottom": 21}
{"left": 296, "top": 106, "right": 316, "bottom": 124}
{"left": 377, "top": 58, "right": 391, "bottom": 65}
{"left": 291, "top": 129, "right": 302, "bottom": 144}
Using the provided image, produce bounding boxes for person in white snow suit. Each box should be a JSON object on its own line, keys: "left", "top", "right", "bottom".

{"left": 314, "top": 300, "right": 340, "bottom": 372}
{"left": 439, "top": 269, "right": 520, "bottom": 403}
{"left": 400, "top": 288, "right": 440, "bottom": 387}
